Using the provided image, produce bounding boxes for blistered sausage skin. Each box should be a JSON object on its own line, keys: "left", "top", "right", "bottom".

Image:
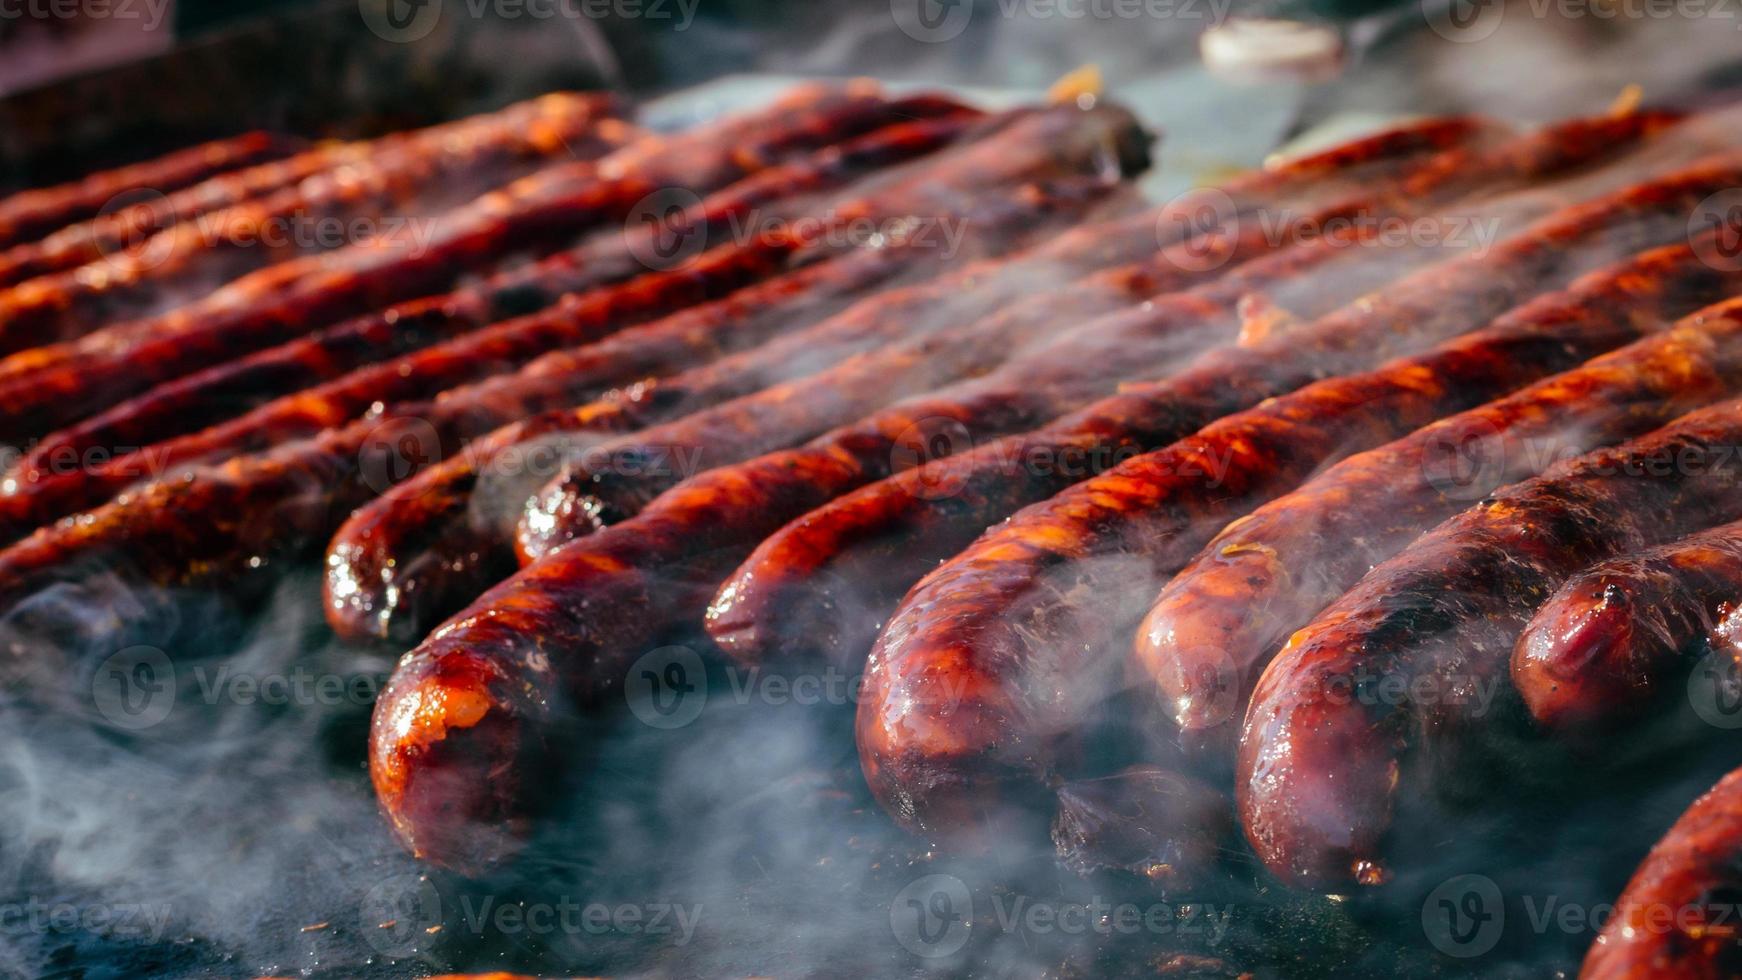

{"left": 0, "top": 130, "right": 302, "bottom": 250}
{"left": 0, "top": 93, "right": 617, "bottom": 288}
{"left": 1515, "top": 515, "right": 1742, "bottom": 733}
{"left": 1581, "top": 765, "right": 1742, "bottom": 979}
{"left": 0, "top": 87, "right": 969, "bottom": 443}
{"left": 1240, "top": 387, "right": 1742, "bottom": 892}
{"left": 351, "top": 143, "right": 1518, "bottom": 648}
{"left": 0, "top": 99, "right": 633, "bottom": 352}
{"left": 1143, "top": 257, "right": 1742, "bottom": 752}
{"left": 364, "top": 139, "right": 1742, "bottom": 871}
{"left": 856, "top": 242, "right": 1742, "bottom": 840}
{"left": 711, "top": 150, "right": 1742, "bottom": 677}
{"left": 0, "top": 111, "right": 1008, "bottom": 532}
{"left": 0, "top": 109, "right": 1146, "bottom": 661}
{"left": 321, "top": 180, "right": 1152, "bottom": 643}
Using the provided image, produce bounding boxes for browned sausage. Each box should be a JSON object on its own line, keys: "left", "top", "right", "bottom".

{"left": 361, "top": 144, "right": 1742, "bottom": 871}
{"left": 0, "top": 109, "right": 1008, "bottom": 525}
{"left": 0, "top": 130, "right": 302, "bottom": 250}
{"left": 1515, "top": 515, "right": 1742, "bottom": 733}
{"left": 0, "top": 93, "right": 618, "bottom": 287}
{"left": 1581, "top": 764, "right": 1742, "bottom": 979}
{"left": 1239, "top": 380, "right": 1742, "bottom": 892}
{"left": 0, "top": 87, "right": 976, "bottom": 442}
{"left": 1143, "top": 269, "right": 1742, "bottom": 754}
{"left": 0, "top": 98, "right": 633, "bottom": 351}
{"left": 711, "top": 150, "right": 1742, "bottom": 678}
{"left": 855, "top": 241, "right": 1742, "bottom": 844}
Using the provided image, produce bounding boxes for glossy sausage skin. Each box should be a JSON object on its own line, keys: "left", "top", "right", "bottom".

{"left": 1143, "top": 248, "right": 1742, "bottom": 752}
{"left": 0, "top": 112, "right": 1002, "bottom": 533}
{"left": 716, "top": 151, "right": 1742, "bottom": 680}
{"left": 0, "top": 130, "right": 302, "bottom": 250}
{"left": 1239, "top": 386, "right": 1742, "bottom": 892}
{"left": 857, "top": 244, "right": 1742, "bottom": 840}
{"left": 0, "top": 98, "right": 632, "bottom": 353}
{"left": 1581, "top": 765, "right": 1742, "bottom": 979}
{"left": 0, "top": 87, "right": 969, "bottom": 443}
{"left": 364, "top": 134, "right": 1738, "bottom": 871}
{"left": 0, "top": 109, "right": 1147, "bottom": 657}
{"left": 0, "top": 93, "right": 616, "bottom": 287}
{"left": 1516, "top": 515, "right": 1742, "bottom": 733}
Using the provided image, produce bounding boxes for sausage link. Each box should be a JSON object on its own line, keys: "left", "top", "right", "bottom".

{"left": 1516, "top": 515, "right": 1742, "bottom": 732}
{"left": 361, "top": 143, "right": 1742, "bottom": 871}
{"left": 1581, "top": 765, "right": 1742, "bottom": 979}
{"left": 0, "top": 107, "right": 1143, "bottom": 654}
{"left": 0, "top": 98, "right": 635, "bottom": 351}
{"left": 0, "top": 109, "right": 997, "bottom": 518}
{"left": 0, "top": 130, "right": 302, "bottom": 250}
{"left": 857, "top": 240, "right": 1742, "bottom": 840}
{"left": 321, "top": 178, "right": 1137, "bottom": 642}
{"left": 0, "top": 87, "right": 970, "bottom": 442}
{"left": 1144, "top": 271, "right": 1742, "bottom": 753}
{"left": 714, "top": 150, "right": 1742, "bottom": 681}
{"left": 0, "top": 93, "right": 618, "bottom": 287}
{"left": 1239, "top": 383, "right": 1742, "bottom": 892}
{"left": 345, "top": 112, "right": 1645, "bottom": 646}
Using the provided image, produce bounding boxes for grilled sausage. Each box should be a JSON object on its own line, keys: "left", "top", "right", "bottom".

{"left": 361, "top": 145, "right": 1742, "bottom": 871}
{"left": 1516, "top": 515, "right": 1742, "bottom": 733}
{"left": 0, "top": 106, "right": 1140, "bottom": 544}
{"left": 1581, "top": 765, "right": 1742, "bottom": 979}
{"left": 712, "top": 151, "right": 1742, "bottom": 677}
{"left": 857, "top": 241, "right": 1742, "bottom": 841}
{"left": 0, "top": 109, "right": 999, "bottom": 511}
{"left": 1144, "top": 266, "right": 1742, "bottom": 753}
{"left": 355, "top": 110, "right": 1668, "bottom": 646}
{"left": 0, "top": 87, "right": 975, "bottom": 442}
{"left": 0, "top": 93, "right": 619, "bottom": 287}
{"left": 0, "top": 100, "right": 634, "bottom": 351}
{"left": 0, "top": 130, "right": 301, "bottom": 250}
{"left": 1239, "top": 384, "right": 1742, "bottom": 892}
